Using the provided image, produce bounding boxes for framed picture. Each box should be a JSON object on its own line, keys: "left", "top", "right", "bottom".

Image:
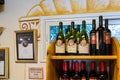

{"left": 0, "top": 47, "right": 9, "bottom": 79}
{"left": 14, "top": 30, "right": 38, "bottom": 63}
{"left": 28, "top": 67, "right": 43, "bottom": 79}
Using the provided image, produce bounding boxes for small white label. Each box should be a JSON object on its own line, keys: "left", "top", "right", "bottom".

{"left": 67, "top": 43, "right": 77, "bottom": 53}
{"left": 55, "top": 43, "right": 65, "bottom": 53}
{"left": 78, "top": 43, "right": 89, "bottom": 54}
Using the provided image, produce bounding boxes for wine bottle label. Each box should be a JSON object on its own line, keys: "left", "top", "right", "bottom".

{"left": 90, "top": 33, "right": 96, "bottom": 44}
{"left": 105, "top": 33, "right": 111, "bottom": 44}
{"left": 67, "top": 39, "right": 77, "bottom": 53}
{"left": 55, "top": 40, "right": 65, "bottom": 53}
{"left": 78, "top": 41, "right": 89, "bottom": 54}
{"left": 96, "top": 31, "right": 99, "bottom": 49}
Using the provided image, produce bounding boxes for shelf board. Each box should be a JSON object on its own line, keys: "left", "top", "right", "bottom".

{"left": 50, "top": 55, "right": 117, "bottom": 60}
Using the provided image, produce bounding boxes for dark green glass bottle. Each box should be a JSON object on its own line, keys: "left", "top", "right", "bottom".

{"left": 75, "top": 25, "right": 81, "bottom": 54}
{"left": 78, "top": 20, "right": 89, "bottom": 55}
{"left": 67, "top": 22, "right": 77, "bottom": 55}
{"left": 55, "top": 22, "right": 65, "bottom": 55}
{"left": 65, "top": 25, "right": 71, "bottom": 54}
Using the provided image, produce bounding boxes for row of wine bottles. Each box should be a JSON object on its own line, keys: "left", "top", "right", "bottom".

{"left": 55, "top": 15, "right": 111, "bottom": 55}
{"left": 58, "top": 61, "right": 108, "bottom": 80}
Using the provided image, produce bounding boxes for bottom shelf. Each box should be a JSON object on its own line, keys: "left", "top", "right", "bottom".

{"left": 47, "top": 59, "right": 117, "bottom": 80}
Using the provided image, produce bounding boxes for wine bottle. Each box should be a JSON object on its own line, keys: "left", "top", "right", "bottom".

{"left": 75, "top": 25, "right": 81, "bottom": 54}
{"left": 70, "top": 60, "right": 75, "bottom": 79}
{"left": 65, "top": 25, "right": 71, "bottom": 54}
{"left": 71, "top": 60, "right": 80, "bottom": 80}
{"left": 67, "top": 22, "right": 77, "bottom": 55}
{"left": 96, "top": 16, "right": 105, "bottom": 55}
{"left": 98, "top": 61, "right": 108, "bottom": 80}
{"left": 89, "top": 61, "right": 98, "bottom": 80}
{"left": 90, "top": 19, "right": 96, "bottom": 55}
{"left": 60, "top": 61, "right": 70, "bottom": 80}
{"left": 104, "top": 19, "right": 111, "bottom": 55}
{"left": 55, "top": 22, "right": 65, "bottom": 55}
{"left": 79, "top": 61, "right": 88, "bottom": 80}
{"left": 78, "top": 20, "right": 89, "bottom": 55}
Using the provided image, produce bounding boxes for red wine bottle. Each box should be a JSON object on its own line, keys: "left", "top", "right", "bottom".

{"left": 89, "top": 61, "right": 98, "bottom": 80}
{"left": 79, "top": 61, "right": 88, "bottom": 80}
{"left": 70, "top": 60, "right": 75, "bottom": 78}
{"left": 104, "top": 19, "right": 111, "bottom": 55}
{"left": 71, "top": 60, "right": 80, "bottom": 80}
{"left": 60, "top": 61, "right": 70, "bottom": 80}
{"left": 96, "top": 16, "right": 105, "bottom": 55}
{"left": 98, "top": 61, "right": 108, "bottom": 80}
{"left": 90, "top": 19, "right": 96, "bottom": 55}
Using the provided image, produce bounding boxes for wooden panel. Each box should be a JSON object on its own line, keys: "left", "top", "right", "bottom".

{"left": 111, "top": 37, "right": 119, "bottom": 80}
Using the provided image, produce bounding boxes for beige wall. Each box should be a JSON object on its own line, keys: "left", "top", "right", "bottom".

{"left": 0, "top": 0, "right": 46, "bottom": 80}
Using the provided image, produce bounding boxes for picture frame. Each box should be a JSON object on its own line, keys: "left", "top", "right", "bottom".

{"left": 0, "top": 47, "right": 9, "bottom": 79}
{"left": 14, "top": 30, "right": 38, "bottom": 63}
{"left": 28, "top": 67, "right": 43, "bottom": 79}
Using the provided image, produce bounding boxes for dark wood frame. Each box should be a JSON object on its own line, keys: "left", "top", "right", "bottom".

{"left": 14, "top": 30, "right": 38, "bottom": 63}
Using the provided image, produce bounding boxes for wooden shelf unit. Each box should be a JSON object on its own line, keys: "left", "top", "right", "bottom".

{"left": 46, "top": 37, "right": 120, "bottom": 80}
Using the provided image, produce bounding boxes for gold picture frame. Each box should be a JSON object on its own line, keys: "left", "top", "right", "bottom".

{"left": 0, "top": 47, "right": 9, "bottom": 79}
{"left": 14, "top": 30, "right": 38, "bottom": 63}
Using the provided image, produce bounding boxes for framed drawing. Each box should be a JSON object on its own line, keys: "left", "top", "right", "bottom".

{"left": 14, "top": 30, "right": 38, "bottom": 63}
{"left": 0, "top": 47, "right": 9, "bottom": 79}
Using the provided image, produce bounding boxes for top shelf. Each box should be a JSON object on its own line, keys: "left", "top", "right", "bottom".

{"left": 47, "top": 37, "right": 119, "bottom": 60}
{"left": 50, "top": 55, "right": 117, "bottom": 60}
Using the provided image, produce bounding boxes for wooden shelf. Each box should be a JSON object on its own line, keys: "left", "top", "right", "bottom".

{"left": 50, "top": 55, "right": 117, "bottom": 60}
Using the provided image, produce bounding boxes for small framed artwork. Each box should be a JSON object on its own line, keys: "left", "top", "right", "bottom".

{"left": 28, "top": 67, "right": 43, "bottom": 79}
{"left": 14, "top": 30, "right": 38, "bottom": 63}
{"left": 0, "top": 47, "right": 9, "bottom": 79}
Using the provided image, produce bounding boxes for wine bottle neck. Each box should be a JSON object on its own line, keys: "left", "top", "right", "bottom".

{"left": 92, "top": 19, "right": 96, "bottom": 30}
{"left": 81, "top": 61, "right": 86, "bottom": 70}
{"left": 71, "top": 61, "right": 75, "bottom": 71}
{"left": 75, "top": 61, "right": 79, "bottom": 72}
{"left": 100, "top": 62, "right": 105, "bottom": 72}
{"left": 99, "top": 16, "right": 103, "bottom": 27}
{"left": 63, "top": 62, "right": 68, "bottom": 72}
{"left": 105, "top": 19, "right": 108, "bottom": 29}
{"left": 91, "top": 62, "right": 95, "bottom": 71}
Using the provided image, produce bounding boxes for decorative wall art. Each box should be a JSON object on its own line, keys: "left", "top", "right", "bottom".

{"left": 14, "top": 30, "right": 38, "bottom": 63}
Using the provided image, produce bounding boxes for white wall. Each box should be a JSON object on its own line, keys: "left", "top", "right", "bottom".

{"left": 0, "top": 0, "right": 46, "bottom": 80}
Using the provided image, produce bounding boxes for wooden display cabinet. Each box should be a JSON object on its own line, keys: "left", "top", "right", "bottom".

{"left": 46, "top": 37, "right": 120, "bottom": 80}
